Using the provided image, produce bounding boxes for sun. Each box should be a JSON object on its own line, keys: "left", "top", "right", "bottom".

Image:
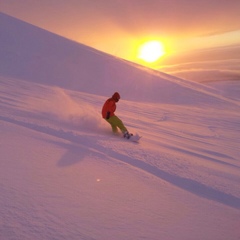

{"left": 138, "top": 40, "right": 165, "bottom": 63}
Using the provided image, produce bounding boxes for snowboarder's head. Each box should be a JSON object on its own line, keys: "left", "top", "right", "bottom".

{"left": 112, "top": 92, "right": 120, "bottom": 102}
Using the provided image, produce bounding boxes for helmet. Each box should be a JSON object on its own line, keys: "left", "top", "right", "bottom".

{"left": 112, "top": 92, "right": 120, "bottom": 102}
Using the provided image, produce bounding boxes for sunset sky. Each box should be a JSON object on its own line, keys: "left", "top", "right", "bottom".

{"left": 2, "top": 0, "right": 240, "bottom": 81}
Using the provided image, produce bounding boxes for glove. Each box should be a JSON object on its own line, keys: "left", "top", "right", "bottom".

{"left": 106, "top": 111, "right": 110, "bottom": 119}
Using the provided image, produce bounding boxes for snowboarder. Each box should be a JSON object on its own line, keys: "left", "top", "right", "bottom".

{"left": 102, "top": 92, "right": 132, "bottom": 138}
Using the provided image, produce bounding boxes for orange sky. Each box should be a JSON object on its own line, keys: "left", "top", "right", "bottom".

{"left": 2, "top": 0, "right": 240, "bottom": 69}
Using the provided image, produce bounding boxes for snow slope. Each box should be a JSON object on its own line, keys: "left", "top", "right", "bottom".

{"left": 0, "top": 13, "right": 232, "bottom": 105}
{"left": 1, "top": 13, "right": 240, "bottom": 240}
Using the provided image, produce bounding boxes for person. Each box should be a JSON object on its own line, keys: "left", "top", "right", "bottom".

{"left": 102, "top": 92, "right": 131, "bottom": 138}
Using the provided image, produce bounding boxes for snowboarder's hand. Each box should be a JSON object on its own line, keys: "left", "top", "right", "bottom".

{"left": 106, "top": 112, "right": 110, "bottom": 119}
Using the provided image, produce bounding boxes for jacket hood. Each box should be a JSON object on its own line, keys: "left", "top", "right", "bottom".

{"left": 112, "top": 92, "right": 120, "bottom": 102}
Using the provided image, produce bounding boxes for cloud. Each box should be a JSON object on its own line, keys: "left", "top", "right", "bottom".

{"left": 2, "top": 0, "right": 240, "bottom": 37}
{"left": 168, "top": 69, "right": 240, "bottom": 83}
{"left": 161, "top": 60, "right": 240, "bottom": 83}
{"left": 159, "top": 44, "right": 240, "bottom": 82}
{"left": 88, "top": 0, "right": 240, "bottom": 36}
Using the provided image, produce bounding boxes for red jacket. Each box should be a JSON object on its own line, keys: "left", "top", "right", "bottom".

{"left": 102, "top": 98, "right": 116, "bottom": 119}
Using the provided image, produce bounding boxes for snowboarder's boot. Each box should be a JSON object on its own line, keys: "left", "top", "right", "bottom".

{"left": 123, "top": 131, "right": 133, "bottom": 139}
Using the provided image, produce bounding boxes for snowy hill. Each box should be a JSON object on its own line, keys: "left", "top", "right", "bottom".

{"left": 0, "top": 12, "right": 234, "bottom": 105}
{"left": 1, "top": 13, "right": 240, "bottom": 240}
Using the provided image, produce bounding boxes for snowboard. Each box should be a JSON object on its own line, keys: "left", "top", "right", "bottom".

{"left": 126, "top": 133, "right": 142, "bottom": 142}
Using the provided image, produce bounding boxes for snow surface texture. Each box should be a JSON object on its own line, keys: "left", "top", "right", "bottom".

{"left": 0, "top": 13, "right": 240, "bottom": 240}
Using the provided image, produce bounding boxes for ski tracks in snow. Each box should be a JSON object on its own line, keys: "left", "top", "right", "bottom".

{"left": 1, "top": 77, "right": 240, "bottom": 211}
